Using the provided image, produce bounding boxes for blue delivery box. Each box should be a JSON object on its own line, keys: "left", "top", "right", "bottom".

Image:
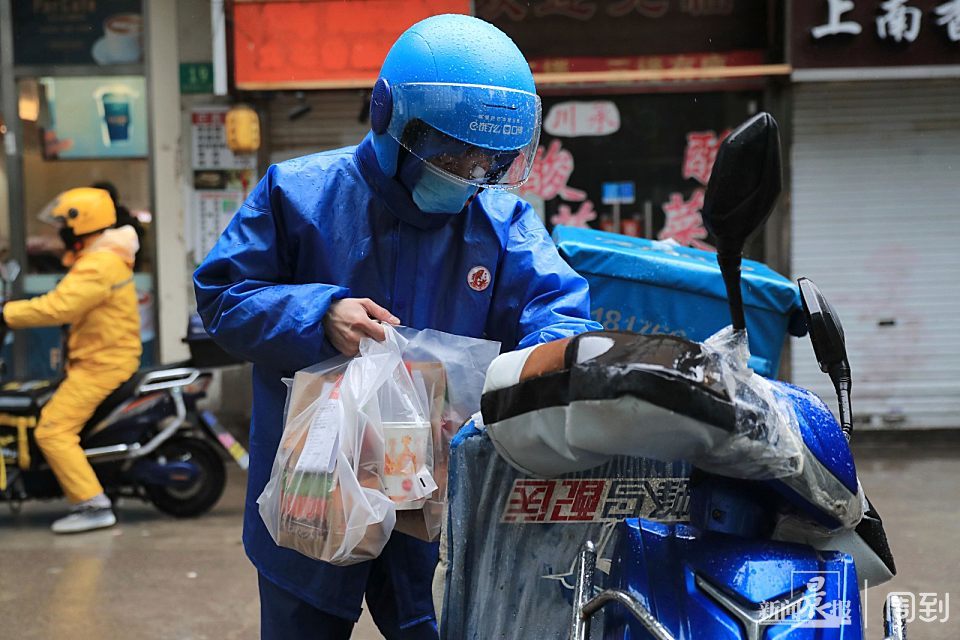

{"left": 552, "top": 226, "right": 803, "bottom": 378}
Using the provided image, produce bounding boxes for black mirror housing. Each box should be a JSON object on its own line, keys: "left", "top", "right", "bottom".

{"left": 798, "top": 277, "right": 848, "bottom": 374}
{"left": 798, "top": 277, "right": 854, "bottom": 438}
{"left": 700, "top": 112, "right": 783, "bottom": 332}
{"left": 701, "top": 112, "right": 783, "bottom": 255}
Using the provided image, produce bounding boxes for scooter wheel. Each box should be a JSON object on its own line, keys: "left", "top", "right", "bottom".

{"left": 144, "top": 437, "right": 226, "bottom": 518}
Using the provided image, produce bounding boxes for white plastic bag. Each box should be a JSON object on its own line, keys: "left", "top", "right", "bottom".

{"left": 259, "top": 324, "right": 500, "bottom": 565}
{"left": 258, "top": 325, "right": 432, "bottom": 565}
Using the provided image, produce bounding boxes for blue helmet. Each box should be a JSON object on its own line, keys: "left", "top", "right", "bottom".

{"left": 370, "top": 14, "right": 541, "bottom": 190}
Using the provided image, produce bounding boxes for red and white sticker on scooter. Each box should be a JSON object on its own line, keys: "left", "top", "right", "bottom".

{"left": 500, "top": 477, "right": 689, "bottom": 524}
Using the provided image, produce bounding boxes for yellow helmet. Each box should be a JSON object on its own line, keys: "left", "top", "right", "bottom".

{"left": 40, "top": 187, "right": 117, "bottom": 236}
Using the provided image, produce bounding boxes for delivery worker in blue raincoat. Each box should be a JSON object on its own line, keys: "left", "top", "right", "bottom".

{"left": 194, "top": 14, "right": 602, "bottom": 640}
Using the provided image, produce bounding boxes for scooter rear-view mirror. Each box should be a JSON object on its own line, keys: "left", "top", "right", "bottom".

{"left": 798, "top": 277, "right": 848, "bottom": 374}
{"left": 701, "top": 112, "right": 783, "bottom": 331}
{"left": 798, "top": 277, "right": 854, "bottom": 439}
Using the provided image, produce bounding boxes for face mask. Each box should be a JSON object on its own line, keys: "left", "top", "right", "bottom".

{"left": 399, "top": 154, "right": 478, "bottom": 214}
{"left": 58, "top": 226, "right": 80, "bottom": 251}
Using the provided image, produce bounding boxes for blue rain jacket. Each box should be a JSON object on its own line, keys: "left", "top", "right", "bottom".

{"left": 193, "top": 133, "right": 602, "bottom": 624}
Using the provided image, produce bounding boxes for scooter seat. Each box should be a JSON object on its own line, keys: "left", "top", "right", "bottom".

{"left": 83, "top": 373, "right": 141, "bottom": 430}
{"left": 83, "top": 360, "right": 194, "bottom": 430}
{"left": 482, "top": 332, "right": 742, "bottom": 477}
{"left": 0, "top": 378, "right": 60, "bottom": 416}
{"left": 483, "top": 331, "right": 864, "bottom": 531}
{"left": 0, "top": 362, "right": 193, "bottom": 430}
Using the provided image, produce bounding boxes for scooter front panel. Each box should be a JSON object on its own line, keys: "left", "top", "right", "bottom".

{"left": 605, "top": 519, "right": 863, "bottom": 639}
{"left": 771, "top": 382, "right": 857, "bottom": 493}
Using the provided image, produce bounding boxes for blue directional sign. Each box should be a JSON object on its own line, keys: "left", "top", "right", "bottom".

{"left": 601, "top": 181, "right": 636, "bottom": 205}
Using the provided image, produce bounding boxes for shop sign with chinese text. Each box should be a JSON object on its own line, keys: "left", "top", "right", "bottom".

{"left": 792, "top": 0, "right": 960, "bottom": 73}
{"left": 520, "top": 91, "right": 757, "bottom": 252}
{"left": 479, "top": 0, "right": 777, "bottom": 73}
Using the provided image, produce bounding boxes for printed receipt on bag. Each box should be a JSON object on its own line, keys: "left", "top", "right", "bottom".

{"left": 296, "top": 392, "right": 341, "bottom": 474}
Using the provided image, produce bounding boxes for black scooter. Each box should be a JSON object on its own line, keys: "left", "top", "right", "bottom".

{"left": 0, "top": 261, "right": 248, "bottom": 518}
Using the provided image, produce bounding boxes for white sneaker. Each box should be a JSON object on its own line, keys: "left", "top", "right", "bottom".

{"left": 51, "top": 505, "right": 117, "bottom": 534}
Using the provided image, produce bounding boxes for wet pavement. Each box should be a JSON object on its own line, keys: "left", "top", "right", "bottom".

{"left": 1, "top": 440, "right": 957, "bottom": 639}
{"left": 0, "top": 468, "right": 381, "bottom": 640}
{"left": 851, "top": 437, "right": 960, "bottom": 640}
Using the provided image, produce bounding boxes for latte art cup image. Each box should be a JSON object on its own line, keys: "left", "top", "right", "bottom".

{"left": 102, "top": 13, "right": 142, "bottom": 63}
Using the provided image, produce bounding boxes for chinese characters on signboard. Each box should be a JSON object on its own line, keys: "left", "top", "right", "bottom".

{"left": 813, "top": 0, "right": 959, "bottom": 43}
{"left": 482, "top": 0, "right": 774, "bottom": 69}
{"left": 544, "top": 101, "right": 621, "bottom": 137}
{"left": 525, "top": 101, "right": 623, "bottom": 227}
{"left": 525, "top": 93, "right": 757, "bottom": 250}
{"left": 658, "top": 128, "right": 729, "bottom": 250}
{"left": 793, "top": 1, "right": 960, "bottom": 71}
{"left": 520, "top": 132, "right": 598, "bottom": 229}
{"left": 481, "top": 0, "right": 736, "bottom": 22}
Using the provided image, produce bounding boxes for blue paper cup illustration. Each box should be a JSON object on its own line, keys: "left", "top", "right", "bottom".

{"left": 94, "top": 85, "right": 138, "bottom": 147}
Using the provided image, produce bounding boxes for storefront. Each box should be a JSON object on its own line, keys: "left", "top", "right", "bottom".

{"left": 480, "top": 0, "right": 788, "bottom": 263}
{"left": 0, "top": 0, "right": 157, "bottom": 376}
{"left": 789, "top": 1, "right": 960, "bottom": 429}
{"left": 228, "top": 1, "right": 787, "bottom": 267}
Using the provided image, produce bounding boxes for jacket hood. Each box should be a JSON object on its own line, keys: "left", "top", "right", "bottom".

{"left": 85, "top": 225, "right": 140, "bottom": 268}
{"left": 355, "top": 133, "right": 457, "bottom": 231}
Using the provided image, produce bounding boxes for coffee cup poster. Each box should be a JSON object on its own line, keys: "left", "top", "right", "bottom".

{"left": 14, "top": 0, "right": 143, "bottom": 66}
{"left": 39, "top": 76, "right": 148, "bottom": 160}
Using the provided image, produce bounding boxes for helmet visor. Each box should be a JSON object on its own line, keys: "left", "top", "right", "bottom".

{"left": 388, "top": 82, "right": 542, "bottom": 189}
{"left": 37, "top": 195, "right": 68, "bottom": 228}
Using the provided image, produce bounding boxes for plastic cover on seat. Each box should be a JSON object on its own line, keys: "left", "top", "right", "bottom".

{"left": 482, "top": 327, "right": 803, "bottom": 482}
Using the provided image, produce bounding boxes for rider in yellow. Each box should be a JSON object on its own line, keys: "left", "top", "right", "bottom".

{"left": 1, "top": 187, "right": 141, "bottom": 533}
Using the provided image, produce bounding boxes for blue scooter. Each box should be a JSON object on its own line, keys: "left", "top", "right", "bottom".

{"left": 569, "top": 115, "right": 903, "bottom": 639}
{"left": 0, "top": 263, "right": 248, "bottom": 518}
{"left": 472, "top": 114, "right": 904, "bottom": 639}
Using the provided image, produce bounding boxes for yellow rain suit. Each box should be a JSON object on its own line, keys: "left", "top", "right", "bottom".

{"left": 2, "top": 226, "right": 142, "bottom": 502}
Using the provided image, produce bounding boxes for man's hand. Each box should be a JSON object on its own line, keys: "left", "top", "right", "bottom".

{"left": 322, "top": 298, "right": 400, "bottom": 356}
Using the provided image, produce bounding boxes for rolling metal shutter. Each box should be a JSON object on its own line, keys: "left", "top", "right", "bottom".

{"left": 791, "top": 80, "right": 960, "bottom": 429}
{"left": 267, "top": 90, "right": 371, "bottom": 163}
